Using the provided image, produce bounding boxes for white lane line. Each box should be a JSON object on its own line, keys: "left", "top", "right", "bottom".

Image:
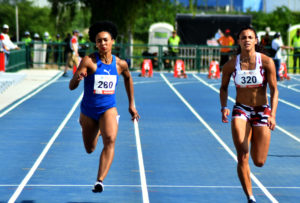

{"left": 267, "top": 92, "right": 300, "bottom": 110}
{"left": 161, "top": 73, "right": 278, "bottom": 203}
{"left": 193, "top": 74, "right": 300, "bottom": 144}
{"left": 276, "top": 125, "right": 300, "bottom": 143}
{"left": 134, "top": 114, "right": 149, "bottom": 203}
{"left": 1, "top": 184, "right": 300, "bottom": 189}
{"left": 172, "top": 81, "right": 200, "bottom": 86}
{"left": 8, "top": 93, "right": 83, "bottom": 203}
{"left": 290, "top": 75, "right": 300, "bottom": 82}
{"left": 277, "top": 82, "right": 300, "bottom": 93}
{"left": 0, "top": 71, "right": 64, "bottom": 118}
{"left": 289, "top": 84, "right": 300, "bottom": 88}
{"left": 134, "top": 80, "right": 163, "bottom": 85}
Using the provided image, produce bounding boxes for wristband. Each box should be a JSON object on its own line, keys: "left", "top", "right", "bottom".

{"left": 221, "top": 106, "right": 229, "bottom": 112}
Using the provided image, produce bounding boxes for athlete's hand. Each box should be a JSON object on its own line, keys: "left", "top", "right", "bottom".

{"left": 129, "top": 106, "right": 140, "bottom": 121}
{"left": 267, "top": 115, "right": 276, "bottom": 130}
{"left": 221, "top": 108, "right": 230, "bottom": 123}
{"left": 77, "top": 72, "right": 87, "bottom": 81}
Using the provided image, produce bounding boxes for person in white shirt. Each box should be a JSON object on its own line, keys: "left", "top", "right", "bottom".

{"left": 0, "top": 24, "right": 20, "bottom": 65}
{"left": 271, "top": 32, "right": 293, "bottom": 81}
{"left": 0, "top": 34, "right": 8, "bottom": 51}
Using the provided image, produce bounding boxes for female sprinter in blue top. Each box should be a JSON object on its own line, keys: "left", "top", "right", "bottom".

{"left": 69, "top": 21, "right": 140, "bottom": 193}
{"left": 219, "top": 26, "right": 278, "bottom": 203}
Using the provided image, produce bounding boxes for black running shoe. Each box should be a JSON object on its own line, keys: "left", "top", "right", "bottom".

{"left": 92, "top": 181, "right": 104, "bottom": 193}
{"left": 248, "top": 199, "right": 256, "bottom": 203}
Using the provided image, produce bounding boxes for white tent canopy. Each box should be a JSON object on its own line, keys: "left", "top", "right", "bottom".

{"left": 148, "top": 22, "right": 174, "bottom": 53}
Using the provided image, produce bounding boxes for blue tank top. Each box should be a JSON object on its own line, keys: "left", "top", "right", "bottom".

{"left": 82, "top": 53, "right": 119, "bottom": 107}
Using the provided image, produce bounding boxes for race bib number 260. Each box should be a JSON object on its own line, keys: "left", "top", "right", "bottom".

{"left": 93, "top": 75, "right": 117, "bottom": 94}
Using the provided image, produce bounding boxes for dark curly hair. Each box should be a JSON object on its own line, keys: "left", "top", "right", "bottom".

{"left": 235, "top": 25, "right": 266, "bottom": 55}
{"left": 88, "top": 21, "right": 118, "bottom": 43}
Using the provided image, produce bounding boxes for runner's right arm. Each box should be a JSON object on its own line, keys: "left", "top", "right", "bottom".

{"left": 69, "top": 55, "right": 89, "bottom": 90}
{"left": 219, "top": 59, "right": 235, "bottom": 123}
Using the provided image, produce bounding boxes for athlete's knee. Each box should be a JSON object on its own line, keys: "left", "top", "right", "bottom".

{"left": 254, "top": 161, "right": 265, "bottom": 167}
{"left": 85, "top": 145, "right": 96, "bottom": 154}
{"left": 237, "top": 152, "right": 249, "bottom": 165}
{"left": 84, "top": 141, "right": 97, "bottom": 154}
{"left": 103, "top": 134, "right": 116, "bottom": 147}
{"left": 253, "top": 158, "right": 266, "bottom": 167}
{"left": 251, "top": 150, "right": 267, "bottom": 167}
{"left": 86, "top": 149, "right": 93, "bottom": 154}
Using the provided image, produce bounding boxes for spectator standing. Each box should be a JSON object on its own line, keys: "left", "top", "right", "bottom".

{"left": 78, "top": 33, "right": 88, "bottom": 58}
{"left": 22, "top": 31, "right": 32, "bottom": 45}
{"left": 168, "top": 30, "right": 181, "bottom": 68}
{"left": 53, "top": 34, "right": 63, "bottom": 64}
{"left": 64, "top": 30, "right": 79, "bottom": 77}
{"left": 33, "top": 33, "right": 40, "bottom": 42}
{"left": 0, "top": 24, "right": 20, "bottom": 66}
{"left": 43, "top": 32, "right": 52, "bottom": 63}
{"left": 43, "top": 32, "right": 52, "bottom": 43}
{"left": 22, "top": 31, "right": 32, "bottom": 68}
{"left": 271, "top": 33, "right": 293, "bottom": 81}
{"left": 0, "top": 34, "right": 9, "bottom": 68}
{"left": 214, "top": 29, "right": 223, "bottom": 41}
{"left": 218, "top": 29, "right": 235, "bottom": 71}
{"left": 0, "top": 34, "right": 8, "bottom": 51}
{"left": 291, "top": 29, "right": 300, "bottom": 74}
{"left": 260, "top": 27, "right": 272, "bottom": 47}
{"left": 64, "top": 33, "right": 71, "bottom": 63}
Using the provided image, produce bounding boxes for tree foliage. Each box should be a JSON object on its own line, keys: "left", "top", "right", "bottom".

{"left": 249, "top": 6, "right": 300, "bottom": 42}
{"left": 48, "top": 0, "right": 91, "bottom": 35}
{"left": 0, "top": 0, "right": 54, "bottom": 40}
{"left": 49, "top": 0, "right": 159, "bottom": 42}
{"left": 134, "top": 0, "right": 187, "bottom": 42}
{"left": 1, "top": 0, "right": 300, "bottom": 44}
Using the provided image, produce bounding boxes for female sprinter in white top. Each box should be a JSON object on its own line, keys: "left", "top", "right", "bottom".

{"left": 219, "top": 26, "right": 278, "bottom": 203}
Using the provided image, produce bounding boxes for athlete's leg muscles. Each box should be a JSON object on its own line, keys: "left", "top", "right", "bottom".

{"left": 97, "top": 107, "right": 118, "bottom": 181}
{"left": 80, "top": 113, "right": 101, "bottom": 153}
{"left": 231, "top": 118, "right": 253, "bottom": 197}
{"left": 250, "top": 126, "right": 271, "bottom": 167}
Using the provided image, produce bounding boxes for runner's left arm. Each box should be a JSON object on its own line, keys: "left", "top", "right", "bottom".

{"left": 264, "top": 55, "right": 278, "bottom": 130}
{"left": 119, "top": 58, "right": 140, "bottom": 121}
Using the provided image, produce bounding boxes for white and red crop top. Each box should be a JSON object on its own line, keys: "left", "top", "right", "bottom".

{"left": 233, "top": 52, "right": 266, "bottom": 88}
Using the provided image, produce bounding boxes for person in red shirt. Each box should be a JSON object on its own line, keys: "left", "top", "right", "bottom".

{"left": 0, "top": 34, "right": 8, "bottom": 52}
{"left": 218, "top": 29, "right": 235, "bottom": 71}
{"left": 64, "top": 30, "right": 79, "bottom": 77}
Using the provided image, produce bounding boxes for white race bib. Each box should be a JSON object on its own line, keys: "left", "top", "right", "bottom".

{"left": 94, "top": 75, "right": 117, "bottom": 94}
{"left": 235, "top": 70, "right": 263, "bottom": 88}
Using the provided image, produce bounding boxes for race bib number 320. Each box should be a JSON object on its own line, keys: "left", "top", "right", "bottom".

{"left": 94, "top": 75, "right": 117, "bottom": 94}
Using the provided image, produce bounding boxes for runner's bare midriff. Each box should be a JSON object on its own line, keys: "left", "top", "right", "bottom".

{"left": 236, "top": 86, "right": 268, "bottom": 106}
